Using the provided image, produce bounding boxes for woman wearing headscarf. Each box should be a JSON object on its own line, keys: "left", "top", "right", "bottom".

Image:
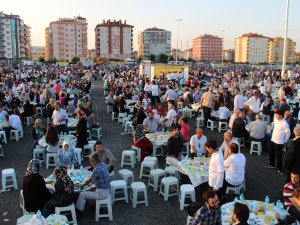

{"left": 57, "top": 140, "right": 78, "bottom": 168}
{"left": 22, "top": 159, "right": 52, "bottom": 213}
{"left": 43, "top": 167, "right": 76, "bottom": 217}
{"left": 133, "top": 124, "right": 153, "bottom": 160}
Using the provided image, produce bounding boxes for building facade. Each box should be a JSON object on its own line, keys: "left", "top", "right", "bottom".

{"left": 95, "top": 20, "right": 133, "bottom": 60}
{"left": 192, "top": 34, "right": 222, "bottom": 62}
{"left": 268, "top": 37, "right": 296, "bottom": 64}
{"left": 235, "top": 33, "right": 269, "bottom": 64}
{"left": 45, "top": 16, "right": 88, "bottom": 62}
{"left": 138, "top": 27, "right": 171, "bottom": 59}
{"left": 0, "top": 12, "right": 31, "bottom": 64}
{"left": 31, "top": 46, "right": 45, "bottom": 61}
{"left": 183, "top": 48, "right": 193, "bottom": 60}
{"left": 171, "top": 49, "right": 184, "bottom": 60}
{"left": 224, "top": 49, "right": 235, "bottom": 62}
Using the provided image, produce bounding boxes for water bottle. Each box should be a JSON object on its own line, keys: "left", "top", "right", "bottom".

{"left": 234, "top": 197, "right": 238, "bottom": 202}
{"left": 197, "top": 151, "right": 201, "bottom": 158}
{"left": 276, "top": 200, "right": 281, "bottom": 208}
{"left": 239, "top": 194, "right": 244, "bottom": 201}
{"left": 265, "top": 195, "right": 270, "bottom": 204}
{"left": 36, "top": 210, "right": 41, "bottom": 218}
{"left": 80, "top": 165, "right": 83, "bottom": 170}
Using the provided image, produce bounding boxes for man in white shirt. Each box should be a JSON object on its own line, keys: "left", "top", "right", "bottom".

{"left": 244, "top": 91, "right": 261, "bottom": 121}
{"left": 265, "top": 109, "right": 291, "bottom": 174}
{"left": 3, "top": 109, "right": 22, "bottom": 140}
{"left": 219, "top": 131, "right": 239, "bottom": 156}
{"left": 190, "top": 128, "right": 207, "bottom": 157}
{"left": 161, "top": 103, "right": 177, "bottom": 129}
{"left": 218, "top": 103, "right": 231, "bottom": 122}
{"left": 223, "top": 143, "right": 246, "bottom": 193}
{"left": 163, "top": 86, "right": 177, "bottom": 105}
{"left": 52, "top": 101, "right": 68, "bottom": 134}
{"left": 229, "top": 109, "right": 240, "bottom": 130}
{"left": 234, "top": 90, "right": 245, "bottom": 111}
{"left": 206, "top": 139, "right": 224, "bottom": 197}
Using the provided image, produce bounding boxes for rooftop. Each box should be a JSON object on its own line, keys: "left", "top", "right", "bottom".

{"left": 95, "top": 19, "right": 134, "bottom": 29}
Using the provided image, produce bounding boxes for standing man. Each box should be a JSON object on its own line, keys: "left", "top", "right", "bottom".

{"left": 265, "top": 109, "right": 290, "bottom": 174}
{"left": 52, "top": 101, "right": 68, "bottom": 134}
{"left": 206, "top": 139, "right": 224, "bottom": 198}
{"left": 163, "top": 86, "right": 177, "bottom": 105}
{"left": 189, "top": 128, "right": 207, "bottom": 157}
{"left": 188, "top": 190, "right": 221, "bottom": 225}
{"left": 244, "top": 91, "right": 260, "bottom": 121}
{"left": 161, "top": 103, "right": 177, "bottom": 131}
{"left": 234, "top": 90, "right": 245, "bottom": 112}
{"left": 200, "top": 87, "right": 215, "bottom": 127}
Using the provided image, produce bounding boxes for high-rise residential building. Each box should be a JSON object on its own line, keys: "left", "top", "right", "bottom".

{"left": 268, "top": 37, "right": 296, "bottom": 64}
{"left": 94, "top": 20, "right": 133, "bottom": 60}
{"left": 138, "top": 27, "right": 171, "bottom": 59}
{"left": 0, "top": 12, "right": 31, "bottom": 64}
{"left": 235, "top": 33, "right": 269, "bottom": 64}
{"left": 171, "top": 49, "right": 184, "bottom": 60}
{"left": 87, "top": 49, "right": 96, "bottom": 60}
{"left": 183, "top": 48, "right": 193, "bottom": 60}
{"left": 295, "top": 52, "right": 300, "bottom": 63}
{"left": 192, "top": 34, "right": 222, "bottom": 62}
{"left": 224, "top": 49, "right": 235, "bottom": 62}
{"left": 45, "top": 16, "right": 88, "bottom": 61}
{"left": 31, "top": 46, "right": 45, "bottom": 61}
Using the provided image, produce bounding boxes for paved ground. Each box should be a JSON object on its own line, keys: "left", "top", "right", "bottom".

{"left": 0, "top": 78, "right": 287, "bottom": 225}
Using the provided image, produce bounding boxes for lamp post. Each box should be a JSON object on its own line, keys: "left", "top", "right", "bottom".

{"left": 281, "top": 0, "right": 289, "bottom": 79}
{"left": 176, "top": 18, "right": 182, "bottom": 63}
{"left": 221, "top": 29, "right": 226, "bottom": 65}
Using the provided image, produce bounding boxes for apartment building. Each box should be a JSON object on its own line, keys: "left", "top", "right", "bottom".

{"left": 0, "top": 12, "right": 31, "bottom": 64}
{"left": 31, "top": 46, "right": 45, "bottom": 61}
{"left": 138, "top": 27, "right": 171, "bottom": 59}
{"left": 224, "top": 49, "right": 235, "bottom": 62}
{"left": 94, "top": 20, "right": 133, "bottom": 60}
{"left": 45, "top": 16, "right": 88, "bottom": 61}
{"left": 192, "top": 34, "right": 222, "bottom": 62}
{"left": 235, "top": 33, "right": 269, "bottom": 64}
{"left": 268, "top": 37, "right": 296, "bottom": 64}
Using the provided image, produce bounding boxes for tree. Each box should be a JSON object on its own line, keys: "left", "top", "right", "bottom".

{"left": 71, "top": 56, "right": 80, "bottom": 64}
{"left": 169, "top": 56, "right": 174, "bottom": 61}
{"left": 149, "top": 54, "right": 156, "bottom": 63}
{"left": 37, "top": 56, "right": 45, "bottom": 63}
{"left": 158, "top": 54, "right": 168, "bottom": 63}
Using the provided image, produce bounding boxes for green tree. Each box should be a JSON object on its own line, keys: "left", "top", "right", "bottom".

{"left": 71, "top": 56, "right": 80, "bottom": 64}
{"left": 37, "top": 56, "right": 45, "bottom": 63}
{"left": 158, "top": 54, "right": 168, "bottom": 63}
{"left": 169, "top": 56, "right": 174, "bottom": 61}
{"left": 149, "top": 54, "right": 156, "bottom": 63}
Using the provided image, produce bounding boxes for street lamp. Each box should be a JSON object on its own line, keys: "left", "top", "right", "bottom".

{"left": 221, "top": 29, "right": 226, "bottom": 65}
{"left": 176, "top": 18, "right": 182, "bottom": 63}
{"left": 281, "top": 0, "right": 289, "bottom": 79}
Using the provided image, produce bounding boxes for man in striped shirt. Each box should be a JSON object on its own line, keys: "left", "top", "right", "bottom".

{"left": 283, "top": 170, "right": 300, "bottom": 220}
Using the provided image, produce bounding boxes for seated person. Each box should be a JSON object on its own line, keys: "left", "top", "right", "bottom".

{"left": 167, "top": 125, "right": 183, "bottom": 160}
{"left": 4, "top": 109, "right": 22, "bottom": 139}
{"left": 43, "top": 167, "right": 76, "bottom": 217}
{"left": 283, "top": 170, "right": 300, "bottom": 221}
{"left": 190, "top": 128, "right": 207, "bottom": 157}
{"left": 218, "top": 103, "right": 231, "bottom": 122}
{"left": 94, "top": 141, "right": 116, "bottom": 173}
{"left": 23, "top": 160, "right": 52, "bottom": 213}
{"left": 231, "top": 203, "right": 250, "bottom": 225}
{"left": 248, "top": 114, "right": 267, "bottom": 142}
{"left": 66, "top": 100, "right": 76, "bottom": 117}
{"left": 232, "top": 112, "right": 249, "bottom": 140}
{"left": 188, "top": 190, "right": 221, "bottom": 225}
{"left": 76, "top": 153, "right": 110, "bottom": 213}
{"left": 219, "top": 131, "right": 239, "bottom": 156}
{"left": 143, "top": 111, "right": 160, "bottom": 133}
{"left": 223, "top": 143, "right": 246, "bottom": 193}
{"left": 57, "top": 141, "right": 77, "bottom": 168}
{"left": 179, "top": 117, "right": 190, "bottom": 143}
{"left": 133, "top": 124, "right": 153, "bottom": 160}
{"left": 45, "top": 125, "right": 59, "bottom": 153}
{"left": 22, "top": 100, "right": 34, "bottom": 118}
{"left": 229, "top": 109, "right": 240, "bottom": 130}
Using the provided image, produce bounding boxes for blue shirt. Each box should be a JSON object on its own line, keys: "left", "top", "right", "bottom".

{"left": 92, "top": 162, "right": 110, "bottom": 189}
{"left": 188, "top": 206, "right": 221, "bottom": 225}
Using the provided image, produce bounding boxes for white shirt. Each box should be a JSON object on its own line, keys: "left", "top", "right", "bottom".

{"left": 219, "top": 139, "right": 239, "bottom": 156}
{"left": 151, "top": 84, "right": 159, "bottom": 96}
{"left": 0, "top": 110, "right": 7, "bottom": 121}
{"left": 190, "top": 135, "right": 207, "bottom": 155}
{"left": 165, "top": 108, "right": 177, "bottom": 127}
{"left": 271, "top": 118, "right": 291, "bottom": 144}
{"left": 218, "top": 106, "right": 231, "bottom": 120}
{"left": 144, "top": 83, "right": 151, "bottom": 92}
{"left": 9, "top": 114, "right": 22, "bottom": 130}
{"left": 234, "top": 94, "right": 245, "bottom": 110}
{"left": 52, "top": 109, "right": 68, "bottom": 126}
{"left": 164, "top": 89, "right": 177, "bottom": 101}
{"left": 208, "top": 150, "right": 224, "bottom": 190}
{"left": 229, "top": 114, "right": 238, "bottom": 129}
{"left": 245, "top": 96, "right": 260, "bottom": 113}
{"left": 224, "top": 153, "right": 246, "bottom": 186}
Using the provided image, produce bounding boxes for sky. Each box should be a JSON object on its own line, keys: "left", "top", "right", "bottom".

{"left": 2, "top": 0, "right": 300, "bottom": 51}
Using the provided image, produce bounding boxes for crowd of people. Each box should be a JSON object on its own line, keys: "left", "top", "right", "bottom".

{"left": 1, "top": 62, "right": 300, "bottom": 224}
